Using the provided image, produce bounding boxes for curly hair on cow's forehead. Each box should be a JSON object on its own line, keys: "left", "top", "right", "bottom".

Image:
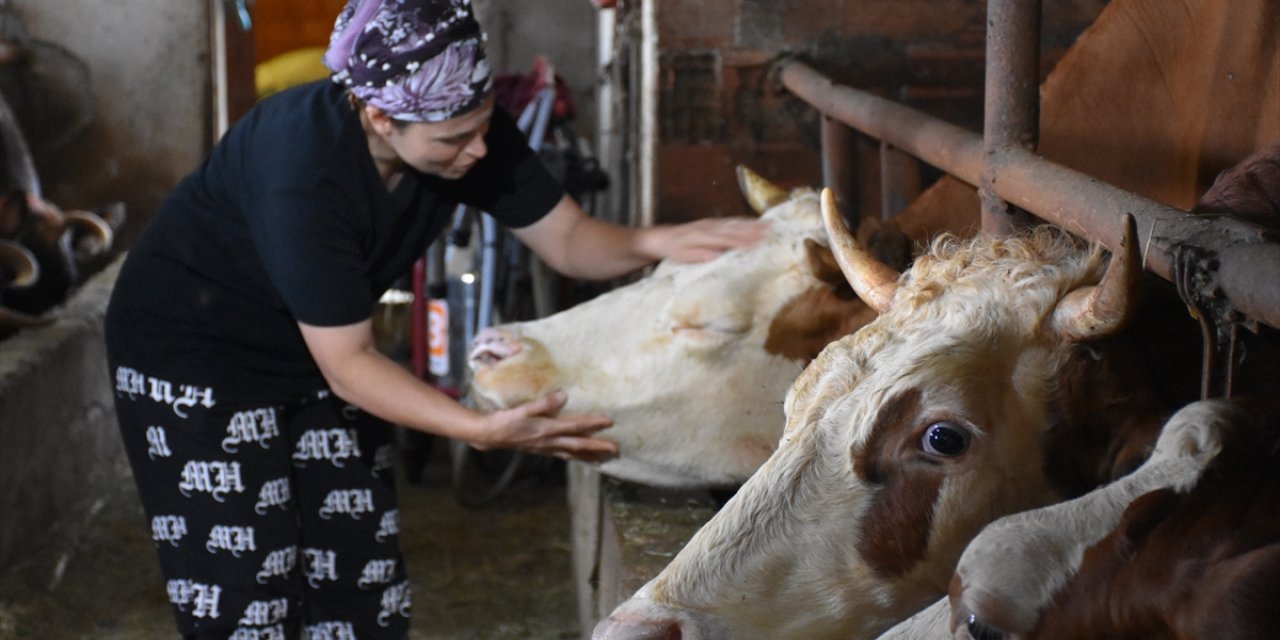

{"left": 891, "top": 225, "right": 1107, "bottom": 315}
{"left": 785, "top": 225, "right": 1114, "bottom": 434}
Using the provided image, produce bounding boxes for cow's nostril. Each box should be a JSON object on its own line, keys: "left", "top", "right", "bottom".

{"left": 468, "top": 327, "right": 523, "bottom": 367}
{"left": 470, "top": 347, "right": 504, "bottom": 366}
{"left": 591, "top": 617, "right": 682, "bottom": 640}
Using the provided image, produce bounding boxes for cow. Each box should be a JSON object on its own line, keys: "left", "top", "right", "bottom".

{"left": 951, "top": 398, "right": 1279, "bottom": 640}
{"left": 876, "top": 398, "right": 1280, "bottom": 640}
{"left": 781, "top": 131, "right": 1280, "bottom": 640}
{"left": 467, "top": 167, "right": 876, "bottom": 488}
{"left": 1009, "top": 400, "right": 1280, "bottom": 640}
{"left": 1, "top": 91, "right": 118, "bottom": 338}
{"left": 591, "top": 190, "right": 1204, "bottom": 640}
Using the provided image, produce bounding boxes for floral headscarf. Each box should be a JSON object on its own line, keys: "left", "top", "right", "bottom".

{"left": 324, "top": 0, "right": 492, "bottom": 123}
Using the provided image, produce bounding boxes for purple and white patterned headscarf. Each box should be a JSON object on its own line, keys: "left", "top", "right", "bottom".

{"left": 324, "top": 0, "right": 492, "bottom": 123}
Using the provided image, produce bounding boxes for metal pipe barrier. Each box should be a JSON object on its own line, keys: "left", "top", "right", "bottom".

{"left": 775, "top": 57, "right": 1280, "bottom": 332}
{"left": 981, "top": 0, "right": 1041, "bottom": 235}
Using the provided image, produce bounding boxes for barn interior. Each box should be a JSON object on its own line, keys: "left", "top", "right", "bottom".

{"left": 1, "top": 0, "right": 1276, "bottom": 638}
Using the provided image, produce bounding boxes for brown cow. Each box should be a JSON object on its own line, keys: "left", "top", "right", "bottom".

{"left": 1029, "top": 400, "right": 1280, "bottom": 640}
{"left": 879, "top": 0, "right": 1280, "bottom": 249}
{"left": 947, "top": 397, "right": 1280, "bottom": 640}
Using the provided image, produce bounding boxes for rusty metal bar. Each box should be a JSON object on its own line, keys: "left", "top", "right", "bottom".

{"left": 821, "top": 115, "right": 860, "bottom": 232}
{"left": 779, "top": 59, "right": 985, "bottom": 184}
{"left": 776, "top": 58, "right": 1280, "bottom": 331}
{"left": 981, "top": 0, "right": 1041, "bottom": 235}
{"left": 879, "top": 142, "right": 920, "bottom": 220}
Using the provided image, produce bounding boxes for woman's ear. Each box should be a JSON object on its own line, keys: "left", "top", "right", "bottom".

{"left": 363, "top": 104, "right": 396, "bottom": 137}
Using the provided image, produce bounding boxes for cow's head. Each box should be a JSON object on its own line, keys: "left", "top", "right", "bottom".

{"left": 948, "top": 397, "right": 1280, "bottom": 640}
{"left": 468, "top": 170, "right": 875, "bottom": 488}
{"left": 594, "top": 191, "right": 1169, "bottom": 639}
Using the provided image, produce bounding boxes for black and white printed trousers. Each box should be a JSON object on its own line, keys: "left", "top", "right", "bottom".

{"left": 109, "top": 362, "right": 411, "bottom": 639}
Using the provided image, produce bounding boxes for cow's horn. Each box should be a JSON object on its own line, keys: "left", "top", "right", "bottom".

{"left": 1050, "top": 213, "right": 1140, "bottom": 341}
{"left": 62, "top": 210, "right": 115, "bottom": 259}
{"left": 0, "top": 239, "right": 40, "bottom": 289}
{"left": 820, "top": 188, "right": 898, "bottom": 313}
{"left": 736, "top": 165, "right": 788, "bottom": 214}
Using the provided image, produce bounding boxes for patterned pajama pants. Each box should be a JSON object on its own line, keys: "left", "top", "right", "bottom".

{"left": 109, "top": 362, "right": 411, "bottom": 639}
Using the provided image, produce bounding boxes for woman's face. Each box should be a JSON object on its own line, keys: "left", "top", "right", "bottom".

{"left": 376, "top": 94, "right": 494, "bottom": 180}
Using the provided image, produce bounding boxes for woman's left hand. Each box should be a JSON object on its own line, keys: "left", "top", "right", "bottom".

{"left": 641, "top": 217, "right": 769, "bottom": 263}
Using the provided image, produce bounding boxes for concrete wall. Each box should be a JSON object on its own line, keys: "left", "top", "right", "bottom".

{"left": 0, "top": 0, "right": 210, "bottom": 570}
{"left": 0, "top": 259, "right": 123, "bottom": 569}
{"left": 7, "top": 0, "right": 211, "bottom": 247}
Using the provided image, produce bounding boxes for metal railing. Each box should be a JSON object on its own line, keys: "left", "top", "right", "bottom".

{"left": 777, "top": 58, "right": 1279, "bottom": 332}
{"left": 773, "top": 0, "right": 1278, "bottom": 397}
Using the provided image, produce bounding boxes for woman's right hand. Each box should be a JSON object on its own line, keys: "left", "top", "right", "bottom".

{"left": 472, "top": 390, "right": 618, "bottom": 463}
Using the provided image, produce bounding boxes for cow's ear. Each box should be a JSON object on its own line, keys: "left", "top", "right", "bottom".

{"left": 802, "top": 238, "right": 849, "bottom": 289}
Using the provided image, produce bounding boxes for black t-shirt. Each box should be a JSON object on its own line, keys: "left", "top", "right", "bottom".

{"left": 106, "top": 80, "right": 562, "bottom": 401}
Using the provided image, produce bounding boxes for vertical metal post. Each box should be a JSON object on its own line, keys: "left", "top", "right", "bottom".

{"left": 822, "top": 114, "right": 860, "bottom": 231}
{"left": 879, "top": 142, "right": 920, "bottom": 220}
{"left": 638, "top": 0, "right": 658, "bottom": 228}
{"left": 981, "top": 0, "right": 1041, "bottom": 235}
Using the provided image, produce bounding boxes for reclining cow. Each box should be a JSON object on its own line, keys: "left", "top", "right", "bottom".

{"left": 592, "top": 191, "right": 1205, "bottom": 640}
{"left": 467, "top": 168, "right": 877, "bottom": 488}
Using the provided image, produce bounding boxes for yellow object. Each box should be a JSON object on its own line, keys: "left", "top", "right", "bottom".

{"left": 255, "top": 47, "right": 331, "bottom": 100}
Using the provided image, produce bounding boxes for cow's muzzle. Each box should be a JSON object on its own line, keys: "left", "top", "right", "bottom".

{"left": 468, "top": 326, "right": 524, "bottom": 368}
{"left": 592, "top": 616, "right": 682, "bottom": 640}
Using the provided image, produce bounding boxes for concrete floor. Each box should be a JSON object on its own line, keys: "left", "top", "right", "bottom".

{"left": 0, "top": 438, "right": 580, "bottom": 639}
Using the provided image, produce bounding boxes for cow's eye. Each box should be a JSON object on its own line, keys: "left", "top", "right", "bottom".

{"left": 671, "top": 316, "right": 749, "bottom": 338}
{"left": 965, "top": 613, "right": 1005, "bottom": 640}
{"left": 921, "top": 421, "right": 969, "bottom": 456}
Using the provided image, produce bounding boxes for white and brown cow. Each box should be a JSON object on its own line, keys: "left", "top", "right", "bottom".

{"left": 877, "top": 397, "right": 1280, "bottom": 640}
{"left": 468, "top": 169, "right": 875, "bottom": 488}
{"left": 1003, "top": 399, "right": 1280, "bottom": 640}
{"left": 592, "top": 191, "right": 1201, "bottom": 640}
{"left": 954, "top": 396, "right": 1280, "bottom": 640}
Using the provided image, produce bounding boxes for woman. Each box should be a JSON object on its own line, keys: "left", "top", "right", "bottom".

{"left": 104, "top": 0, "right": 763, "bottom": 637}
